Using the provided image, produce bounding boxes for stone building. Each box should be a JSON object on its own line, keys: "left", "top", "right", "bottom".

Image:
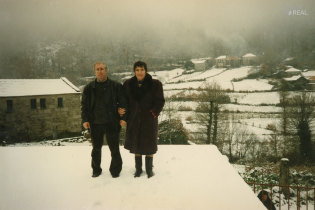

{"left": 215, "top": 55, "right": 227, "bottom": 68}
{"left": 191, "top": 58, "right": 213, "bottom": 71}
{"left": 0, "top": 77, "right": 81, "bottom": 142}
{"left": 215, "top": 55, "right": 241, "bottom": 68}
{"left": 242, "top": 53, "right": 257, "bottom": 66}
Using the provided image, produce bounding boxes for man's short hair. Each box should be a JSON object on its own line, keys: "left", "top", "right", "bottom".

{"left": 94, "top": 62, "right": 107, "bottom": 70}
{"left": 133, "top": 61, "right": 147, "bottom": 72}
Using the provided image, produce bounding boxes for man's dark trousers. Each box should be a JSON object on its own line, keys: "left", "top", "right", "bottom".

{"left": 90, "top": 123, "right": 122, "bottom": 176}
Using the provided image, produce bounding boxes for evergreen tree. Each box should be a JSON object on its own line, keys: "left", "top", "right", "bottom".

{"left": 158, "top": 118, "right": 189, "bottom": 145}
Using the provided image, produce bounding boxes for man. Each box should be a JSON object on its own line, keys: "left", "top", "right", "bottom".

{"left": 81, "top": 62, "right": 127, "bottom": 178}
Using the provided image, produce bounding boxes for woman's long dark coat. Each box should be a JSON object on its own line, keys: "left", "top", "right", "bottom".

{"left": 123, "top": 74, "right": 165, "bottom": 155}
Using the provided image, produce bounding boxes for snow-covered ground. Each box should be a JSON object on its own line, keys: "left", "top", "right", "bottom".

{"left": 233, "top": 79, "right": 273, "bottom": 91}
{"left": 0, "top": 144, "right": 266, "bottom": 210}
{"left": 151, "top": 68, "right": 185, "bottom": 83}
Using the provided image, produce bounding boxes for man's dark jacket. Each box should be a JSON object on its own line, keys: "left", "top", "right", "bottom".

{"left": 81, "top": 78, "right": 127, "bottom": 130}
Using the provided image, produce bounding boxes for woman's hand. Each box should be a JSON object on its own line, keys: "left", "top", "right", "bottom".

{"left": 120, "top": 120, "right": 127, "bottom": 127}
{"left": 118, "top": 108, "right": 126, "bottom": 117}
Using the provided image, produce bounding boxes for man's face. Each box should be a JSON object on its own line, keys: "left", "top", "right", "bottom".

{"left": 94, "top": 63, "right": 107, "bottom": 82}
{"left": 135, "top": 66, "right": 146, "bottom": 81}
{"left": 262, "top": 194, "right": 268, "bottom": 202}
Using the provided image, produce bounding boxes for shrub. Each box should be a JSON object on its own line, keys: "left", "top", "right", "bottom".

{"left": 158, "top": 118, "right": 189, "bottom": 144}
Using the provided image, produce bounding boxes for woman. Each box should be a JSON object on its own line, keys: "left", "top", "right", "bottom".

{"left": 120, "top": 61, "right": 165, "bottom": 178}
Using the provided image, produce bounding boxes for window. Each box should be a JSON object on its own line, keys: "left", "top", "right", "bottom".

{"left": 30, "top": 99, "right": 37, "bottom": 109}
{"left": 6, "top": 100, "right": 13, "bottom": 113}
{"left": 40, "top": 98, "right": 46, "bottom": 109}
{"left": 58, "top": 97, "right": 63, "bottom": 108}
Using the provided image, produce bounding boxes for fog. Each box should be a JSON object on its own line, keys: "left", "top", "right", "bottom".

{"left": 1, "top": 0, "right": 313, "bottom": 46}
{"left": 0, "top": 0, "right": 314, "bottom": 78}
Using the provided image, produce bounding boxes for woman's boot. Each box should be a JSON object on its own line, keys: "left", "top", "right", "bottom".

{"left": 134, "top": 156, "right": 143, "bottom": 177}
{"left": 145, "top": 156, "right": 154, "bottom": 178}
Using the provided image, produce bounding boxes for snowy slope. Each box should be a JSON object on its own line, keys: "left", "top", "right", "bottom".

{"left": 0, "top": 145, "right": 266, "bottom": 210}
{"left": 151, "top": 68, "right": 185, "bottom": 83}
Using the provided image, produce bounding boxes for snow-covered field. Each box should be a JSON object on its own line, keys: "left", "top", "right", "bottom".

{"left": 0, "top": 144, "right": 266, "bottom": 210}
{"left": 115, "top": 66, "right": 314, "bottom": 147}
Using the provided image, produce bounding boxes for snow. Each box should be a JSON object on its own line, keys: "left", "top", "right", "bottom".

{"left": 233, "top": 79, "right": 273, "bottom": 91}
{"left": 235, "top": 92, "right": 280, "bottom": 105}
{"left": 151, "top": 68, "right": 185, "bottom": 83}
{"left": 242, "top": 53, "right": 256, "bottom": 58}
{"left": 167, "top": 71, "right": 203, "bottom": 83}
{"left": 187, "top": 68, "right": 225, "bottom": 82}
{"left": 285, "top": 67, "right": 301, "bottom": 73}
{"left": 222, "top": 104, "right": 281, "bottom": 113}
{"left": 205, "top": 67, "right": 252, "bottom": 90}
{"left": 191, "top": 59, "right": 206, "bottom": 64}
{"left": 0, "top": 78, "right": 80, "bottom": 97}
{"left": 164, "top": 67, "right": 268, "bottom": 91}
{"left": 284, "top": 75, "right": 301, "bottom": 81}
{"left": 302, "top": 70, "right": 315, "bottom": 77}
{"left": 216, "top": 55, "right": 227, "bottom": 60}
{"left": 284, "top": 57, "right": 294, "bottom": 62}
{"left": 164, "top": 81, "right": 204, "bottom": 90}
{"left": 0, "top": 145, "right": 266, "bottom": 210}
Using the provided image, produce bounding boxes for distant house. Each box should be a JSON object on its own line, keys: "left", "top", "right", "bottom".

{"left": 215, "top": 55, "right": 241, "bottom": 68}
{"left": 242, "top": 53, "right": 257, "bottom": 66}
{"left": 283, "top": 75, "right": 308, "bottom": 90}
{"left": 0, "top": 77, "right": 81, "bottom": 142}
{"left": 215, "top": 55, "right": 227, "bottom": 68}
{"left": 285, "top": 67, "right": 301, "bottom": 76}
{"left": 228, "top": 56, "right": 241, "bottom": 68}
{"left": 303, "top": 74, "right": 315, "bottom": 90}
{"left": 191, "top": 57, "right": 212, "bottom": 71}
{"left": 307, "top": 78, "right": 315, "bottom": 90}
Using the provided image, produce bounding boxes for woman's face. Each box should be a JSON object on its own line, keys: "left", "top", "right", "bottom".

{"left": 135, "top": 66, "right": 146, "bottom": 81}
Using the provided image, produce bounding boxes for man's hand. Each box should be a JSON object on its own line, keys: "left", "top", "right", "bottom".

{"left": 83, "top": 122, "right": 90, "bottom": 129}
{"left": 118, "top": 108, "right": 126, "bottom": 117}
{"left": 120, "top": 120, "right": 127, "bottom": 127}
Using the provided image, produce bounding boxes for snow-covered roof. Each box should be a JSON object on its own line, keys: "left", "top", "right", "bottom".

{"left": 284, "top": 75, "right": 302, "bottom": 81}
{"left": 302, "top": 70, "right": 315, "bottom": 78}
{"left": 216, "top": 55, "right": 227, "bottom": 60}
{"left": 0, "top": 77, "right": 80, "bottom": 97}
{"left": 283, "top": 57, "right": 294, "bottom": 62}
{"left": 285, "top": 67, "right": 301, "bottom": 73}
{"left": 242, "top": 53, "right": 256, "bottom": 58}
{"left": 191, "top": 59, "right": 206, "bottom": 64}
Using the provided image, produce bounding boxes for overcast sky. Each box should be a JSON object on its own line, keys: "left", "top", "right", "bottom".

{"left": 0, "top": 0, "right": 314, "bottom": 51}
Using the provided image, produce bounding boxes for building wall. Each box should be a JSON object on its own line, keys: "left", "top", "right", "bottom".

{"left": 243, "top": 57, "right": 257, "bottom": 66}
{"left": 0, "top": 93, "right": 81, "bottom": 142}
{"left": 194, "top": 63, "right": 206, "bottom": 71}
{"left": 216, "top": 59, "right": 226, "bottom": 68}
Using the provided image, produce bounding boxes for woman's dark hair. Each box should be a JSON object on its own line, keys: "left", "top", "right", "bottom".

{"left": 133, "top": 61, "right": 148, "bottom": 72}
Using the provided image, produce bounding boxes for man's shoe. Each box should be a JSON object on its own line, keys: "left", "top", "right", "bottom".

{"left": 92, "top": 170, "right": 102, "bottom": 178}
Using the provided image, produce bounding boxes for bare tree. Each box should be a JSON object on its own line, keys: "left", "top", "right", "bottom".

{"left": 278, "top": 88, "right": 291, "bottom": 156}
{"left": 195, "top": 82, "right": 229, "bottom": 145}
{"left": 288, "top": 91, "right": 314, "bottom": 162}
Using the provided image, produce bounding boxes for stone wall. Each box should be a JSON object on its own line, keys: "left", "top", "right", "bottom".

{"left": 0, "top": 93, "right": 81, "bottom": 142}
